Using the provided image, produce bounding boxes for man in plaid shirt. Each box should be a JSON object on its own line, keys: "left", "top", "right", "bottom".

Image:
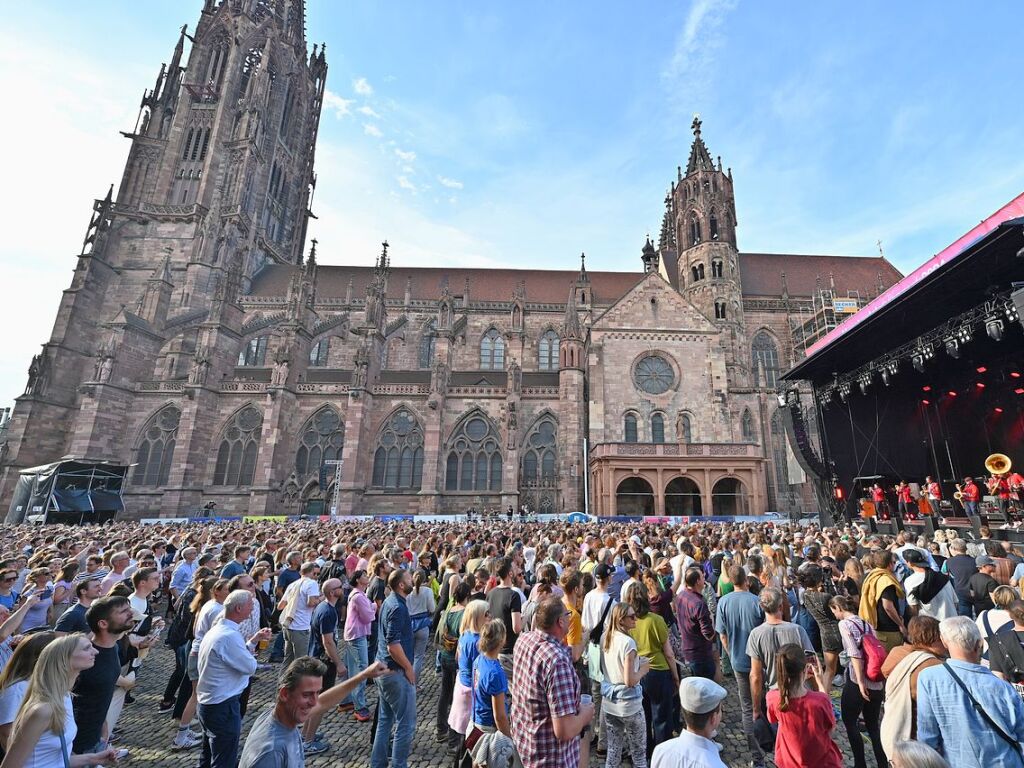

{"left": 511, "top": 597, "right": 595, "bottom": 768}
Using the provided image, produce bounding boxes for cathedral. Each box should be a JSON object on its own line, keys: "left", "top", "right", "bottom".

{"left": 0, "top": 0, "right": 903, "bottom": 520}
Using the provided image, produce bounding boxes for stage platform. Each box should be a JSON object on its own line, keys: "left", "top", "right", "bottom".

{"left": 871, "top": 515, "right": 1024, "bottom": 544}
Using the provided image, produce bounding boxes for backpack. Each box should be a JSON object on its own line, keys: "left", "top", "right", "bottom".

{"left": 437, "top": 607, "right": 460, "bottom": 654}
{"left": 853, "top": 618, "right": 888, "bottom": 682}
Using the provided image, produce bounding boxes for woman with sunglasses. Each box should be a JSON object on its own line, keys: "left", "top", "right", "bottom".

{"left": 601, "top": 602, "right": 651, "bottom": 768}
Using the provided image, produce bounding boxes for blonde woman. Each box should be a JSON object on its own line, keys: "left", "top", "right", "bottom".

{"left": 977, "top": 584, "right": 1017, "bottom": 664}
{"left": 601, "top": 602, "right": 650, "bottom": 768}
{"left": 1, "top": 634, "right": 118, "bottom": 767}
{"left": 448, "top": 599, "right": 491, "bottom": 741}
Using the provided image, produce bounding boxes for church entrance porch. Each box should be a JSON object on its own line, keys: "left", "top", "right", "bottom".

{"left": 589, "top": 442, "right": 767, "bottom": 517}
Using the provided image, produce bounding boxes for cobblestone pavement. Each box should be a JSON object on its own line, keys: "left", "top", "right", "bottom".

{"left": 116, "top": 641, "right": 874, "bottom": 767}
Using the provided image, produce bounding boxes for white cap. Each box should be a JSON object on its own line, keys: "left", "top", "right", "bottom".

{"left": 678, "top": 677, "right": 727, "bottom": 714}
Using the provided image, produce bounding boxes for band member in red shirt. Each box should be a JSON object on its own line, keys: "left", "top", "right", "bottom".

{"left": 924, "top": 476, "right": 942, "bottom": 517}
{"left": 870, "top": 482, "right": 890, "bottom": 521}
{"left": 960, "top": 476, "right": 981, "bottom": 518}
{"left": 896, "top": 481, "right": 915, "bottom": 521}
{"left": 989, "top": 473, "right": 1013, "bottom": 522}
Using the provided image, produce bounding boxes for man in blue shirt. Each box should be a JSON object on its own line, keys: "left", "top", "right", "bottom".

{"left": 371, "top": 568, "right": 415, "bottom": 768}
{"left": 221, "top": 546, "right": 251, "bottom": 580}
{"left": 918, "top": 615, "right": 1024, "bottom": 768}
{"left": 302, "top": 578, "right": 346, "bottom": 756}
{"left": 714, "top": 565, "right": 765, "bottom": 768}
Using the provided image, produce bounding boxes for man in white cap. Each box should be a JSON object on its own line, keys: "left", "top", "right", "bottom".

{"left": 651, "top": 677, "right": 728, "bottom": 768}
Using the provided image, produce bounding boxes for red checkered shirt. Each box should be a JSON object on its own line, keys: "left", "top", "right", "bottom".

{"left": 510, "top": 629, "right": 581, "bottom": 768}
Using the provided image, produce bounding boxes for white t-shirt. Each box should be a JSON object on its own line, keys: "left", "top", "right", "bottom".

{"left": 904, "top": 572, "right": 958, "bottom": 621}
{"left": 671, "top": 554, "right": 697, "bottom": 594}
{"left": 0, "top": 679, "right": 29, "bottom": 725}
{"left": 651, "top": 730, "right": 727, "bottom": 768}
{"left": 600, "top": 632, "right": 642, "bottom": 718}
{"left": 287, "top": 577, "right": 320, "bottom": 631}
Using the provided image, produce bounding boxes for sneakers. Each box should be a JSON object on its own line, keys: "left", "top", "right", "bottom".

{"left": 303, "top": 739, "right": 330, "bottom": 755}
{"left": 353, "top": 708, "right": 372, "bottom": 722}
{"left": 172, "top": 731, "right": 202, "bottom": 750}
{"left": 158, "top": 700, "right": 174, "bottom": 713}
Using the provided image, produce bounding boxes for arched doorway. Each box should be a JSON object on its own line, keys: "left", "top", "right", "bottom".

{"left": 665, "top": 477, "right": 702, "bottom": 516}
{"left": 712, "top": 477, "right": 749, "bottom": 516}
{"left": 616, "top": 477, "right": 655, "bottom": 516}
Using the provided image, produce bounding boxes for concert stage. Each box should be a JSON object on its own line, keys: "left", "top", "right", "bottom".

{"left": 783, "top": 193, "right": 1024, "bottom": 524}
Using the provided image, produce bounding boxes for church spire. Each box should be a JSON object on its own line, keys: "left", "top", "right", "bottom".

{"left": 641, "top": 235, "right": 659, "bottom": 274}
{"left": 686, "top": 114, "right": 715, "bottom": 174}
{"left": 562, "top": 285, "right": 582, "bottom": 340}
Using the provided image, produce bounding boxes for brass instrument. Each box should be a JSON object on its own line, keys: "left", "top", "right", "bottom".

{"left": 954, "top": 484, "right": 964, "bottom": 501}
{"left": 987, "top": 453, "right": 1013, "bottom": 475}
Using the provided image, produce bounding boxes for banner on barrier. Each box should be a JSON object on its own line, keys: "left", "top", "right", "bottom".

{"left": 244, "top": 515, "right": 286, "bottom": 523}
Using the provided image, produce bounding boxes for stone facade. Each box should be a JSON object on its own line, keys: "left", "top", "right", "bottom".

{"left": 0, "top": 2, "right": 904, "bottom": 520}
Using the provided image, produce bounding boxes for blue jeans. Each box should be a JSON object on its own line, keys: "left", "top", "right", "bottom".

{"left": 957, "top": 597, "right": 974, "bottom": 618}
{"left": 641, "top": 667, "right": 675, "bottom": 752}
{"left": 689, "top": 658, "right": 717, "bottom": 680}
{"left": 345, "top": 636, "right": 370, "bottom": 710}
{"left": 270, "top": 629, "right": 285, "bottom": 660}
{"left": 198, "top": 695, "right": 241, "bottom": 768}
{"left": 370, "top": 672, "right": 416, "bottom": 768}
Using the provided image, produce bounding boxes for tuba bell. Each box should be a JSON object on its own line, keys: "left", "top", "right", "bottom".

{"left": 986, "top": 453, "right": 1012, "bottom": 475}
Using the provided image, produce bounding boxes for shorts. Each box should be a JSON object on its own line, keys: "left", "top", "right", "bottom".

{"left": 319, "top": 658, "right": 337, "bottom": 690}
{"left": 187, "top": 652, "right": 199, "bottom": 681}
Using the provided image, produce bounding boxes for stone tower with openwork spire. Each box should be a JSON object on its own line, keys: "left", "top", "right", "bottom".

{"left": 0, "top": 0, "right": 329, "bottom": 513}
{"left": 670, "top": 116, "right": 748, "bottom": 386}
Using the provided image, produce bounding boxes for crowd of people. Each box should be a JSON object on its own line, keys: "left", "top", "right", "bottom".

{"left": 0, "top": 516, "right": 1023, "bottom": 767}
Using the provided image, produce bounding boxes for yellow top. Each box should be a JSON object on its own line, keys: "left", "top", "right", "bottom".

{"left": 564, "top": 598, "right": 583, "bottom": 648}
{"left": 629, "top": 613, "right": 669, "bottom": 671}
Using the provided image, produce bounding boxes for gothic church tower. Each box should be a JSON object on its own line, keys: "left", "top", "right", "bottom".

{"left": 669, "top": 117, "right": 748, "bottom": 386}
{"left": 0, "top": 0, "right": 327, "bottom": 506}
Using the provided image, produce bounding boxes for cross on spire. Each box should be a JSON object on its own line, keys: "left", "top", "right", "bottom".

{"left": 692, "top": 114, "right": 702, "bottom": 138}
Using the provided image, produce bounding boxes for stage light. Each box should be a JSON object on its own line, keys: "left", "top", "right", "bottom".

{"left": 838, "top": 383, "right": 851, "bottom": 402}
{"left": 881, "top": 370, "right": 891, "bottom": 386}
{"left": 857, "top": 372, "right": 872, "bottom": 395}
{"left": 834, "top": 486, "right": 845, "bottom": 500}
{"left": 976, "top": 382, "right": 986, "bottom": 389}
{"left": 948, "top": 390, "right": 957, "bottom": 397}
{"left": 1006, "top": 300, "right": 1020, "bottom": 323}
{"left": 1012, "top": 372, "right": 1022, "bottom": 379}
{"left": 977, "top": 366, "right": 988, "bottom": 374}
{"left": 1017, "top": 388, "right": 1024, "bottom": 395}
{"left": 921, "top": 399, "right": 931, "bottom": 406}
{"left": 922, "top": 386, "right": 932, "bottom": 392}
{"left": 995, "top": 407, "right": 1004, "bottom": 414}
{"left": 944, "top": 336, "right": 960, "bottom": 359}
{"left": 986, "top": 315, "right": 1005, "bottom": 341}
{"left": 955, "top": 324, "right": 973, "bottom": 344}
{"left": 912, "top": 353, "right": 925, "bottom": 372}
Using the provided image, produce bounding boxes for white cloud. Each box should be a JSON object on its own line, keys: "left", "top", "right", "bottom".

{"left": 661, "top": 0, "right": 737, "bottom": 110}
{"left": 397, "top": 176, "right": 417, "bottom": 192}
{"left": 363, "top": 123, "right": 383, "bottom": 138}
{"left": 357, "top": 105, "right": 380, "bottom": 118}
{"left": 438, "top": 175, "right": 464, "bottom": 190}
{"left": 394, "top": 148, "right": 417, "bottom": 162}
{"left": 353, "top": 77, "right": 373, "bottom": 95}
{"left": 322, "top": 89, "right": 353, "bottom": 118}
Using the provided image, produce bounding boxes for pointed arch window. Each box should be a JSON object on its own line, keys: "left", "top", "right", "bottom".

{"left": 131, "top": 406, "right": 181, "bottom": 487}
{"left": 294, "top": 406, "right": 344, "bottom": 479}
{"left": 741, "top": 409, "right": 755, "bottom": 442}
{"left": 624, "top": 413, "right": 638, "bottom": 443}
{"left": 710, "top": 212, "right": 720, "bottom": 240}
{"left": 715, "top": 300, "right": 727, "bottom": 320}
{"left": 538, "top": 331, "right": 560, "bottom": 371}
{"left": 690, "top": 215, "right": 702, "bottom": 246}
{"left": 205, "top": 33, "right": 230, "bottom": 90}
{"left": 371, "top": 409, "right": 424, "bottom": 490}
{"left": 309, "top": 338, "right": 330, "bottom": 367}
{"left": 238, "top": 336, "right": 269, "bottom": 366}
{"left": 711, "top": 259, "right": 724, "bottom": 279}
{"left": 444, "top": 414, "right": 502, "bottom": 491}
{"left": 521, "top": 416, "right": 557, "bottom": 486}
{"left": 238, "top": 44, "right": 264, "bottom": 99}
{"left": 480, "top": 329, "right": 505, "bottom": 370}
{"left": 419, "top": 321, "right": 436, "bottom": 369}
{"left": 651, "top": 413, "right": 665, "bottom": 444}
{"left": 752, "top": 331, "right": 781, "bottom": 388}
{"left": 213, "top": 405, "right": 263, "bottom": 486}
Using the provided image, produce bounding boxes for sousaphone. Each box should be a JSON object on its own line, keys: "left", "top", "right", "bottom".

{"left": 986, "top": 453, "right": 1012, "bottom": 475}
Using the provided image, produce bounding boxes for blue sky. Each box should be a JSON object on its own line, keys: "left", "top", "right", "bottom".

{"left": 1, "top": 1, "right": 1022, "bottom": 405}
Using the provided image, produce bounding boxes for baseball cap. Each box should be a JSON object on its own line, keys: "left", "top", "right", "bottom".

{"left": 976, "top": 555, "right": 996, "bottom": 567}
{"left": 902, "top": 549, "right": 927, "bottom": 566}
{"left": 678, "top": 677, "right": 728, "bottom": 714}
{"left": 594, "top": 563, "right": 612, "bottom": 579}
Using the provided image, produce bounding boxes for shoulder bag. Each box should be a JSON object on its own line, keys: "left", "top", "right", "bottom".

{"left": 943, "top": 661, "right": 1024, "bottom": 764}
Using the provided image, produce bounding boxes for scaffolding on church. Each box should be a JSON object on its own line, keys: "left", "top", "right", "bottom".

{"left": 791, "top": 288, "right": 868, "bottom": 357}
